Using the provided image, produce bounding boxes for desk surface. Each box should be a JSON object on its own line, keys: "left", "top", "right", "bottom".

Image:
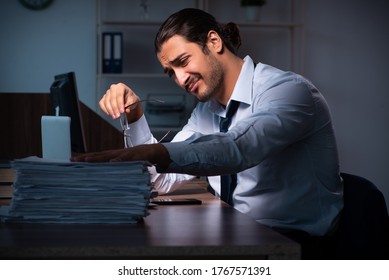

{"left": 0, "top": 169, "right": 300, "bottom": 260}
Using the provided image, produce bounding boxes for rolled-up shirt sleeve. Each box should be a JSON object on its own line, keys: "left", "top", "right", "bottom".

{"left": 126, "top": 113, "right": 195, "bottom": 194}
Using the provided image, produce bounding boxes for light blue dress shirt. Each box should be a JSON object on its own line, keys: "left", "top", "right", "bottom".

{"left": 128, "top": 56, "right": 343, "bottom": 236}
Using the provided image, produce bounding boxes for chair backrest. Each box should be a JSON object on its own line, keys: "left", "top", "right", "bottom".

{"left": 336, "top": 173, "right": 389, "bottom": 259}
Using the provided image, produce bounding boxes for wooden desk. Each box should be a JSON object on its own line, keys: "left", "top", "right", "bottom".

{"left": 0, "top": 167, "right": 14, "bottom": 201}
{"left": 0, "top": 170, "right": 300, "bottom": 260}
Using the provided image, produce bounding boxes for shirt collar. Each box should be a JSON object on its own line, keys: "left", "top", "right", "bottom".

{"left": 208, "top": 55, "right": 255, "bottom": 115}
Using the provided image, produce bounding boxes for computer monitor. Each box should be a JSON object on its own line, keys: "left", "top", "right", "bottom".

{"left": 49, "top": 72, "right": 87, "bottom": 154}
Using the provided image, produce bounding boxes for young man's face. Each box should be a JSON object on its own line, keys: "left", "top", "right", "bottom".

{"left": 157, "top": 34, "right": 224, "bottom": 102}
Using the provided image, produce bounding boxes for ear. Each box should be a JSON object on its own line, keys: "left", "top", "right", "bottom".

{"left": 206, "top": 30, "right": 223, "bottom": 53}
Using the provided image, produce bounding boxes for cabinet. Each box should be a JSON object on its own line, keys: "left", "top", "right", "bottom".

{"left": 96, "top": 0, "right": 304, "bottom": 140}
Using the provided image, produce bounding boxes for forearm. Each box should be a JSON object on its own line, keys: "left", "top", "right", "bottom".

{"left": 132, "top": 143, "right": 172, "bottom": 171}
{"left": 71, "top": 143, "right": 171, "bottom": 169}
{"left": 109, "top": 143, "right": 172, "bottom": 170}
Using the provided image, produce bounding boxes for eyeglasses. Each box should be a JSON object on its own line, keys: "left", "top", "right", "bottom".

{"left": 119, "top": 99, "right": 170, "bottom": 148}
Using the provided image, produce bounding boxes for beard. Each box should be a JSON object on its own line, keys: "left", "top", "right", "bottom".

{"left": 195, "top": 53, "right": 224, "bottom": 103}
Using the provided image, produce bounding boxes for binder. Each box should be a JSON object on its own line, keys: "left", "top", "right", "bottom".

{"left": 102, "top": 33, "right": 112, "bottom": 73}
{"left": 102, "top": 32, "right": 123, "bottom": 73}
{"left": 112, "top": 33, "right": 122, "bottom": 73}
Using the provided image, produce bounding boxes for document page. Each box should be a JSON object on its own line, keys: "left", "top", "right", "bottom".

{"left": 0, "top": 156, "right": 152, "bottom": 224}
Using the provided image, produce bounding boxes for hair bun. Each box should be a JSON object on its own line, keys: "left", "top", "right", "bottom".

{"left": 221, "top": 22, "right": 241, "bottom": 51}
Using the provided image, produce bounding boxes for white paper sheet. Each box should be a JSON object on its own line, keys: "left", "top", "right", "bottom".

{"left": 1, "top": 156, "right": 152, "bottom": 224}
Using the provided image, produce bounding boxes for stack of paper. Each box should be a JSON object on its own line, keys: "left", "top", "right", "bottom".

{"left": 1, "top": 157, "right": 151, "bottom": 224}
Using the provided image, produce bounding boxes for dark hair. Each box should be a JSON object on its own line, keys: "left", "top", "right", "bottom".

{"left": 154, "top": 8, "right": 241, "bottom": 55}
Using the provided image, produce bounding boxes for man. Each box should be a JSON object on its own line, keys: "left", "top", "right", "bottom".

{"left": 72, "top": 8, "right": 343, "bottom": 237}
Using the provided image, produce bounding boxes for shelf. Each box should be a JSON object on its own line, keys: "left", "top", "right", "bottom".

{"left": 234, "top": 22, "right": 304, "bottom": 28}
{"left": 99, "top": 20, "right": 164, "bottom": 26}
{"left": 98, "top": 73, "right": 167, "bottom": 78}
{"left": 99, "top": 20, "right": 303, "bottom": 29}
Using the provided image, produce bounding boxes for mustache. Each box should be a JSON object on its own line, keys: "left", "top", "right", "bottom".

{"left": 185, "top": 75, "right": 200, "bottom": 92}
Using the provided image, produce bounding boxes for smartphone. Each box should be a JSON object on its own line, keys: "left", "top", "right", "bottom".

{"left": 151, "top": 198, "right": 202, "bottom": 205}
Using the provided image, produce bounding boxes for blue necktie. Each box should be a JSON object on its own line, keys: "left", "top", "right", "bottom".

{"left": 219, "top": 100, "right": 239, "bottom": 205}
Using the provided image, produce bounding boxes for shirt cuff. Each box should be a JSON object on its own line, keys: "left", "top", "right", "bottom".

{"left": 160, "top": 137, "right": 207, "bottom": 175}
{"left": 126, "top": 114, "right": 154, "bottom": 145}
{"left": 160, "top": 141, "right": 188, "bottom": 173}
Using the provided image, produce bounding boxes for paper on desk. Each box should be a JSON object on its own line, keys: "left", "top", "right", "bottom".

{"left": 0, "top": 156, "right": 152, "bottom": 224}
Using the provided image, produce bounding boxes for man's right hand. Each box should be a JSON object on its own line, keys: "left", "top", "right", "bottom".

{"left": 99, "top": 83, "right": 143, "bottom": 123}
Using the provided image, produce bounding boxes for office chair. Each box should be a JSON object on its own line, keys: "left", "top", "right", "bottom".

{"left": 292, "top": 172, "right": 389, "bottom": 260}
{"left": 333, "top": 172, "right": 389, "bottom": 259}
